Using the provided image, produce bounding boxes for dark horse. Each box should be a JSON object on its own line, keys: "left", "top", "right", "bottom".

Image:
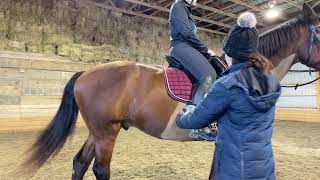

{"left": 22, "top": 4, "right": 320, "bottom": 180}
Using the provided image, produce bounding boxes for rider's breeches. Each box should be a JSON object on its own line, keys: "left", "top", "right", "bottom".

{"left": 169, "top": 43, "right": 217, "bottom": 81}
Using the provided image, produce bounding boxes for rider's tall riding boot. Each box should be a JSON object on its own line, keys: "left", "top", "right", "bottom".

{"left": 192, "top": 76, "right": 213, "bottom": 105}
{"left": 189, "top": 76, "right": 217, "bottom": 141}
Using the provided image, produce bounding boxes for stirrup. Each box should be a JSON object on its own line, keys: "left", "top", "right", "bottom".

{"left": 189, "top": 123, "right": 217, "bottom": 141}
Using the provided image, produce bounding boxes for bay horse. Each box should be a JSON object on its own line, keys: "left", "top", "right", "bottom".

{"left": 22, "top": 4, "right": 320, "bottom": 180}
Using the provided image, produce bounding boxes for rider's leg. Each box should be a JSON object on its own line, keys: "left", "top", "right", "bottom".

{"left": 170, "top": 43, "right": 217, "bottom": 104}
{"left": 193, "top": 76, "right": 214, "bottom": 105}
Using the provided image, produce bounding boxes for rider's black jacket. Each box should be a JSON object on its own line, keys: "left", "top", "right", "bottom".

{"left": 168, "top": 0, "right": 208, "bottom": 54}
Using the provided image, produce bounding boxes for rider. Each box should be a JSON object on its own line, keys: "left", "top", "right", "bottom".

{"left": 169, "top": 0, "right": 217, "bottom": 104}
{"left": 176, "top": 12, "right": 281, "bottom": 180}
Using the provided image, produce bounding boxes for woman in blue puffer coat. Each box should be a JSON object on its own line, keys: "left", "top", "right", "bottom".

{"left": 176, "top": 12, "right": 281, "bottom": 180}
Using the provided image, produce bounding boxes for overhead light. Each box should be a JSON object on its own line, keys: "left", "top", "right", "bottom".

{"left": 268, "top": 0, "right": 277, "bottom": 8}
{"left": 265, "top": 8, "right": 280, "bottom": 19}
{"left": 269, "top": 3, "right": 275, "bottom": 8}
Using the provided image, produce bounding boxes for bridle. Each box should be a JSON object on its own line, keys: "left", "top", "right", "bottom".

{"left": 305, "top": 24, "right": 320, "bottom": 66}
{"left": 282, "top": 24, "right": 320, "bottom": 89}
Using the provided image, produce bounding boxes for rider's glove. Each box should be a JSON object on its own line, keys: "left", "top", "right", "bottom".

{"left": 176, "top": 105, "right": 196, "bottom": 128}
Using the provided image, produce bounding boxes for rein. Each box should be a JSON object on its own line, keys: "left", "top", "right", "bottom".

{"left": 282, "top": 24, "right": 320, "bottom": 89}
{"left": 281, "top": 77, "right": 320, "bottom": 89}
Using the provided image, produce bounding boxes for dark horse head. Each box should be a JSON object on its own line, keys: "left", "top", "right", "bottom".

{"left": 259, "top": 3, "right": 320, "bottom": 70}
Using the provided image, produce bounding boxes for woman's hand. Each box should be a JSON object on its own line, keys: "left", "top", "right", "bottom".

{"left": 207, "top": 49, "right": 216, "bottom": 56}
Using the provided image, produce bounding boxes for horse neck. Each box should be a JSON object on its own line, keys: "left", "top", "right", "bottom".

{"left": 259, "top": 19, "right": 310, "bottom": 81}
{"left": 270, "top": 54, "right": 296, "bottom": 81}
{"left": 268, "top": 30, "right": 306, "bottom": 81}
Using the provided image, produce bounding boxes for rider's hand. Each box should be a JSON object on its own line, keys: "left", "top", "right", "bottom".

{"left": 176, "top": 105, "right": 196, "bottom": 128}
{"left": 207, "top": 49, "right": 216, "bottom": 57}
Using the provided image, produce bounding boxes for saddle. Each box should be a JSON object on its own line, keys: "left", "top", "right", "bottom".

{"left": 164, "top": 55, "right": 228, "bottom": 103}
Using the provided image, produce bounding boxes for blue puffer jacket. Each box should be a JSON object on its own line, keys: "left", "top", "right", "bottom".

{"left": 177, "top": 63, "right": 281, "bottom": 180}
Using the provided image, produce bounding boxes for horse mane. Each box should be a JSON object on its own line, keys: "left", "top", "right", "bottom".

{"left": 258, "top": 18, "right": 307, "bottom": 57}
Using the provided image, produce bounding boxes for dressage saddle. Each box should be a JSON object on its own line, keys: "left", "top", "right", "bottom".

{"left": 164, "top": 55, "right": 227, "bottom": 103}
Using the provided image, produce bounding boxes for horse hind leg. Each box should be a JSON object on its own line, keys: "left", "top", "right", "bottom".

{"left": 93, "top": 123, "right": 121, "bottom": 180}
{"left": 72, "top": 135, "right": 95, "bottom": 180}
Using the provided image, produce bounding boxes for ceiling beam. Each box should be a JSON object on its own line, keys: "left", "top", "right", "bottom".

{"left": 195, "top": 3, "right": 237, "bottom": 19}
{"left": 281, "top": 0, "right": 314, "bottom": 11}
{"left": 202, "top": 3, "right": 237, "bottom": 28}
{"left": 193, "top": 1, "right": 267, "bottom": 27}
{"left": 284, "top": 0, "right": 301, "bottom": 9}
{"left": 123, "top": 0, "right": 232, "bottom": 29}
{"left": 199, "top": 2, "right": 265, "bottom": 27}
{"left": 231, "top": 0, "right": 290, "bottom": 21}
{"left": 229, "top": 0, "right": 263, "bottom": 12}
{"left": 106, "top": 0, "right": 115, "bottom": 7}
{"left": 129, "top": 4, "right": 140, "bottom": 11}
{"left": 192, "top": 0, "right": 214, "bottom": 12}
{"left": 151, "top": 1, "right": 172, "bottom": 16}
{"left": 139, "top": 0, "right": 169, "bottom": 13}
{"left": 83, "top": 1, "right": 226, "bottom": 35}
{"left": 203, "top": 3, "right": 237, "bottom": 20}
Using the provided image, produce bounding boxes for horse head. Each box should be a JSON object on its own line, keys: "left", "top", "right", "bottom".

{"left": 297, "top": 3, "right": 320, "bottom": 69}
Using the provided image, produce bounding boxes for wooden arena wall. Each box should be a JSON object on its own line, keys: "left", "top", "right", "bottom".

{"left": 0, "top": 51, "right": 95, "bottom": 132}
{"left": 1, "top": 51, "right": 320, "bottom": 132}
{"left": 275, "top": 63, "right": 320, "bottom": 122}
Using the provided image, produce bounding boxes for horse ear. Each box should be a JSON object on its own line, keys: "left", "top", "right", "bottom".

{"left": 303, "top": 3, "right": 317, "bottom": 22}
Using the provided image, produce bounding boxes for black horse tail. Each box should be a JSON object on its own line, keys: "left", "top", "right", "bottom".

{"left": 22, "top": 71, "right": 84, "bottom": 173}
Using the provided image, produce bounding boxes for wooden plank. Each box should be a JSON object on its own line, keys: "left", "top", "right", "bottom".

{"left": 0, "top": 58, "right": 32, "bottom": 69}
{"left": 277, "top": 96, "right": 317, "bottom": 108}
{"left": 284, "top": 0, "right": 301, "bottom": 9}
{"left": 0, "top": 50, "right": 72, "bottom": 63}
{"left": 0, "top": 118, "right": 86, "bottom": 132}
{"left": 229, "top": 0, "right": 263, "bottom": 12}
{"left": 0, "top": 95, "right": 20, "bottom": 105}
{"left": 0, "top": 79, "right": 20, "bottom": 86}
{"left": 281, "top": 72, "right": 319, "bottom": 84}
{"left": 20, "top": 108, "right": 57, "bottom": 113}
{"left": 0, "top": 79, "right": 21, "bottom": 96}
{"left": 0, "top": 57, "right": 93, "bottom": 72}
{"left": 195, "top": 3, "right": 237, "bottom": 18}
{"left": 0, "top": 85, "right": 21, "bottom": 96}
{"left": 281, "top": 84, "right": 316, "bottom": 96}
{"left": 20, "top": 96, "right": 61, "bottom": 105}
{"left": 0, "top": 68, "right": 23, "bottom": 78}
{"left": 30, "top": 60, "right": 92, "bottom": 72}
{"left": 23, "top": 69, "right": 64, "bottom": 80}
{"left": 22, "top": 79, "right": 66, "bottom": 96}
{"left": 281, "top": 94, "right": 316, "bottom": 97}
{"left": 275, "top": 109, "right": 320, "bottom": 123}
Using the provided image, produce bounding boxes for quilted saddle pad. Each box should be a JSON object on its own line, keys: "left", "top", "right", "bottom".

{"left": 164, "top": 68, "right": 193, "bottom": 103}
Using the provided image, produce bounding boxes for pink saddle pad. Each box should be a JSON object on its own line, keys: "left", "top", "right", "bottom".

{"left": 164, "top": 68, "right": 192, "bottom": 103}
